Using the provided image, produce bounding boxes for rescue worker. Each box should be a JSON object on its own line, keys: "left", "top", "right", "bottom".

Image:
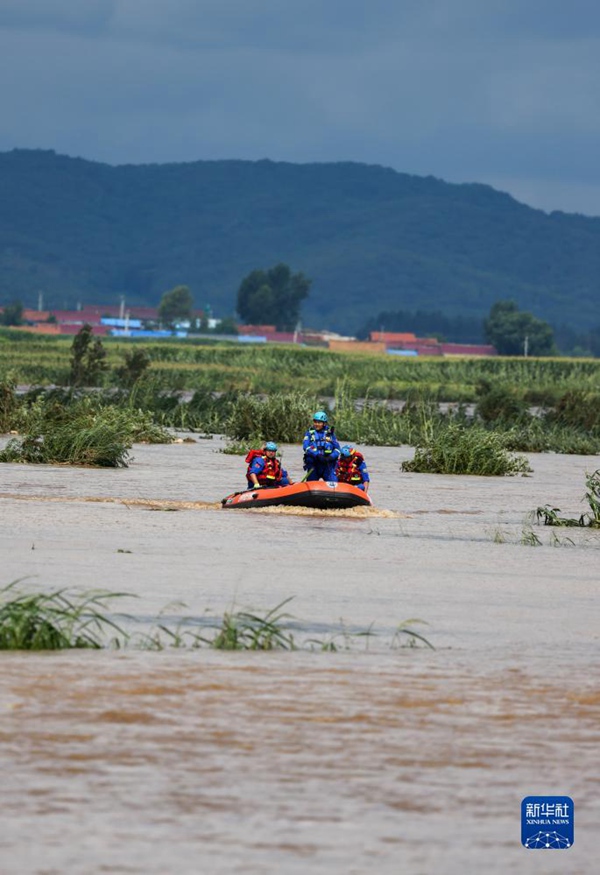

{"left": 245, "top": 441, "right": 292, "bottom": 489}
{"left": 302, "top": 411, "right": 340, "bottom": 481}
{"left": 336, "top": 445, "right": 370, "bottom": 493}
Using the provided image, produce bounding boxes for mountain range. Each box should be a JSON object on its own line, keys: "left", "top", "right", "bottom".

{"left": 1, "top": 148, "right": 599, "bottom": 334}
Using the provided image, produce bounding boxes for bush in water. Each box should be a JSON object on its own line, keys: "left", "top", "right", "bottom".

{"left": 0, "top": 395, "right": 172, "bottom": 467}
{"left": 225, "top": 392, "right": 317, "bottom": 443}
{"left": 402, "top": 422, "right": 531, "bottom": 476}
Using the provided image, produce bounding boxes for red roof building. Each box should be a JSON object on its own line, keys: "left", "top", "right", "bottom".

{"left": 369, "top": 331, "right": 419, "bottom": 343}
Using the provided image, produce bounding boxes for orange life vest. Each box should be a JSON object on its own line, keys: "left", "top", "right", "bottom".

{"left": 337, "top": 450, "right": 365, "bottom": 484}
{"left": 245, "top": 449, "right": 283, "bottom": 485}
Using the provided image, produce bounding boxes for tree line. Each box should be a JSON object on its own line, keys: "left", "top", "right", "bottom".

{"left": 4, "top": 264, "right": 600, "bottom": 356}
{"left": 358, "top": 302, "right": 600, "bottom": 357}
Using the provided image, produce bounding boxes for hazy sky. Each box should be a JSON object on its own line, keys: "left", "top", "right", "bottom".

{"left": 1, "top": 0, "right": 600, "bottom": 215}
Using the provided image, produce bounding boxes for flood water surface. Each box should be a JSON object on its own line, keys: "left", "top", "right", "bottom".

{"left": 0, "top": 437, "right": 598, "bottom": 873}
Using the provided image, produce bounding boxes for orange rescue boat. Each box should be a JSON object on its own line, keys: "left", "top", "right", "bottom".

{"left": 221, "top": 481, "right": 372, "bottom": 510}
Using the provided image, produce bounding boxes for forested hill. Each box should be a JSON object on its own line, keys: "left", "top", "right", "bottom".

{"left": 1, "top": 148, "right": 599, "bottom": 333}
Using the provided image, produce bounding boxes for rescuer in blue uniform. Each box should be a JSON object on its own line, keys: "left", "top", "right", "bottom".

{"left": 302, "top": 411, "right": 340, "bottom": 481}
{"left": 246, "top": 441, "right": 292, "bottom": 489}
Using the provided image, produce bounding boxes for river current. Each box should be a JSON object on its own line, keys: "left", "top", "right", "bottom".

{"left": 0, "top": 436, "right": 598, "bottom": 874}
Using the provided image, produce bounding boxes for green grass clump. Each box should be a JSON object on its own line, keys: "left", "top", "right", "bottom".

{"left": 475, "top": 380, "right": 530, "bottom": 424}
{"left": 220, "top": 439, "right": 254, "bottom": 455}
{"left": 536, "top": 469, "right": 600, "bottom": 528}
{"left": 332, "top": 385, "right": 420, "bottom": 446}
{"left": 0, "top": 583, "right": 128, "bottom": 650}
{"left": 493, "top": 417, "right": 600, "bottom": 454}
{"left": 150, "top": 600, "right": 435, "bottom": 651}
{"left": 0, "top": 396, "right": 172, "bottom": 467}
{"left": 225, "top": 392, "right": 317, "bottom": 443}
{"left": 402, "top": 422, "right": 531, "bottom": 476}
{"left": 545, "top": 390, "right": 600, "bottom": 434}
{"left": 0, "top": 373, "right": 21, "bottom": 433}
{"left": 204, "top": 599, "right": 297, "bottom": 650}
{"left": 146, "top": 599, "right": 297, "bottom": 651}
{"left": 222, "top": 386, "right": 448, "bottom": 447}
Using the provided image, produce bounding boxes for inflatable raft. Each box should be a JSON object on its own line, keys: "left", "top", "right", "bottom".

{"left": 221, "top": 481, "right": 372, "bottom": 510}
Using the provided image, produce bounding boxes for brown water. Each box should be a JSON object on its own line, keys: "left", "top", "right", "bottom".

{"left": 1, "top": 436, "right": 598, "bottom": 874}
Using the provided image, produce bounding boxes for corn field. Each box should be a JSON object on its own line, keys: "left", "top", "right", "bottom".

{"left": 1, "top": 332, "right": 599, "bottom": 400}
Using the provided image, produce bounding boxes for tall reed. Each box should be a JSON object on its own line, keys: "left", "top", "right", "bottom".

{"left": 225, "top": 392, "right": 317, "bottom": 442}
{"left": 0, "top": 396, "right": 172, "bottom": 467}
{"left": 0, "top": 582, "right": 129, "bottom": 650}
{"left": 402, "top": 422, "right": 531, "bottom": 475}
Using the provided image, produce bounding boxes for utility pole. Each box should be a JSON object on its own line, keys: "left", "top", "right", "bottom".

{"left": 119, "top": 296, "right": 125, "bottom": 320}
{"left": 38, "top": 291, "right": 44, "bottom": 312}
{"left": 524, "top": 335, "right": 529, "bottom": 358}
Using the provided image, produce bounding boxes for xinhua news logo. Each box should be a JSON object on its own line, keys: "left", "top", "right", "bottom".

{"left": 521, "top": 796, "right": 574, "bottom": 849}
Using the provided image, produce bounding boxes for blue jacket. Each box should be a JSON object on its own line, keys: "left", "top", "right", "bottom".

{"left": 302, "top": 426, "right": 340, "bottom": 469}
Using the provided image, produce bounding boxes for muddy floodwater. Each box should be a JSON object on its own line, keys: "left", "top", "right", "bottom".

{"left": 0, "top": 436, "right": 598, "bottom": 874}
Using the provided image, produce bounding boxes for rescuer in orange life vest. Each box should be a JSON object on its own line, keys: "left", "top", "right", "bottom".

{"left": 336, "top": 445, "right": 370, "bottom": 493}
{"left": 245, "top": 442, "right": 293, "bottom": 489}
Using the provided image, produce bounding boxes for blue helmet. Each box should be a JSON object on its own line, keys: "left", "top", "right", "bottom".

{"left": 313, "top": 411, "right": 328, "bottom": 423}
{"left": 340, "top": 445, "right": 353, "bottom": 457}
{"left": 265, "top": 441, "right": 278, "bottom": 451}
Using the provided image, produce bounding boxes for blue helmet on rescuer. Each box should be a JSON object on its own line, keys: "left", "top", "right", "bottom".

{"left": 265, "top": 441, "right": 278, "bottom": 451}
{"left": 313, "top": 411, "right": 328, "bottom": 423}
{"left": 340, "top": 445, "right": 353, "bottom": 457}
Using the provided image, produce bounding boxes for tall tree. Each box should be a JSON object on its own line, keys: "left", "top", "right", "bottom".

{"left": 69, "top": 324, "right": 109, "bottom": 386}
{"left": 158, "top": 285, "right": 194, "bottom": 327}
{"left": 484, "top": 300, "right": 556, "bottom": 356}
{"left": 236, "top": 263, "right": 310, "bottom": 330}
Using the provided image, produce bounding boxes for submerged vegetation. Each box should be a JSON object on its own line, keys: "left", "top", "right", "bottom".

{"left": 0, "top": 585, "right": 434, "bottom": 652}
{"left": 187, "top": 598, "right": 297, "bottom": 651}
{"left": 225, "top": 391, "right": 315, "bottom": 444}
{"left": 1, "top": 338, "right": 600, "bottom": 465}
{"left": 0, "top": 583, "right": 128, "bottom": 650}
{"left": 536, "top": 470, "right": 600, "bottom": 528}
{"left": 0, "top": 391, "right": 172, "bottom": 466}
{"left": 401, "top": 422, "right": 531, "bottom": 476}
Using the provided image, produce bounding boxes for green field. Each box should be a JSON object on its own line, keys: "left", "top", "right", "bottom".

{"left": 1, "top": 331, "right": 599, "bottom": 401}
